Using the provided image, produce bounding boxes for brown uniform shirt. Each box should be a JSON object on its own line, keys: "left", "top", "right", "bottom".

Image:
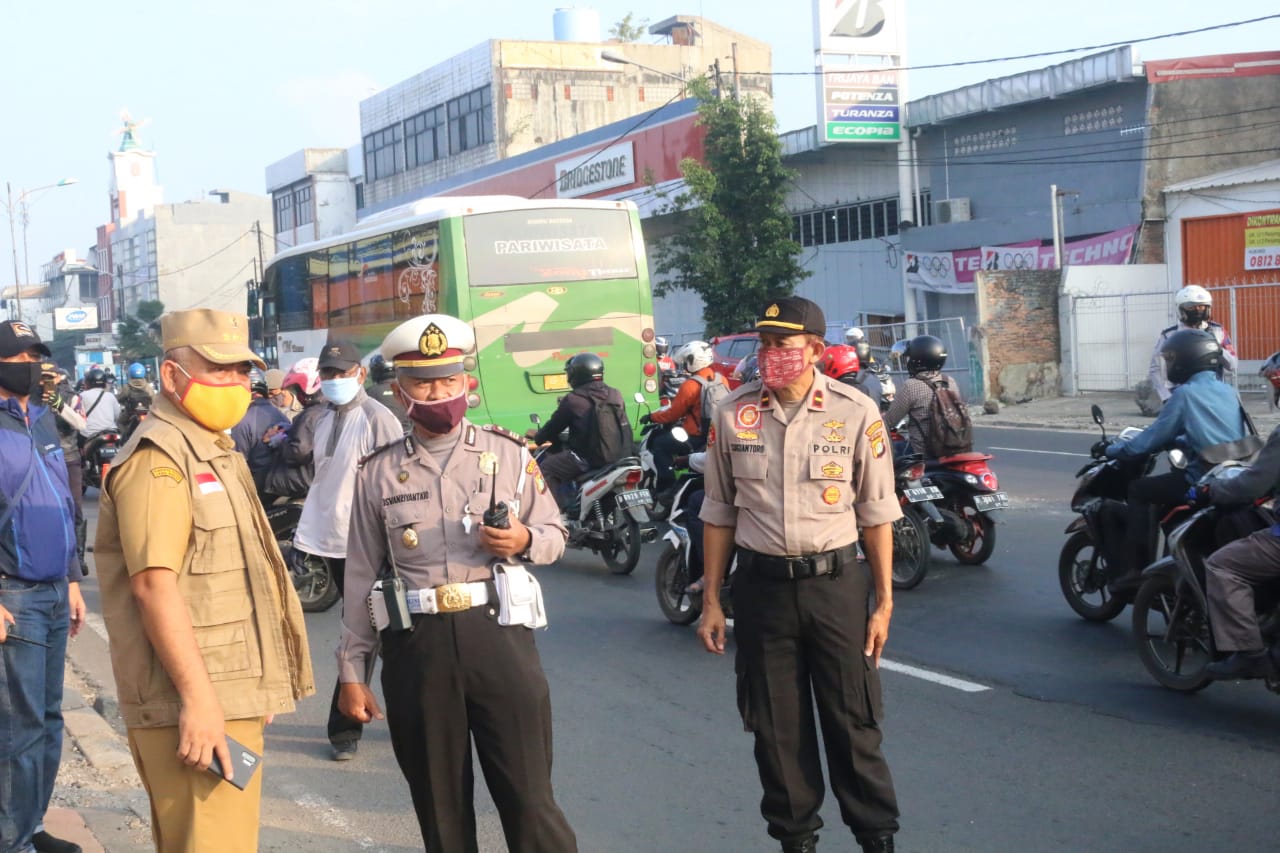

{"left": 700, "top": 370, "right": 902, "bottom": 556}
{"left": 94, "top": 394, "right": 316, "bottom": 728}
{"left": 337, "top": 420, "right": 568, "bottom": 683}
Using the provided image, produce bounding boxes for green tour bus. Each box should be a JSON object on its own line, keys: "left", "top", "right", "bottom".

{"left": 262, "top": 195, "right": 662, "bottom": 433}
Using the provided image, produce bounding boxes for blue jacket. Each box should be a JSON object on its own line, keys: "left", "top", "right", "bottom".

{"left": 0, "top": 397, "right": 77, "bottom": 582}
{"left": 1107, "top": 371, "right": 1246, "bottom": 480}
{"left": 231, "top": 396, "right": 290, "bottom": 493}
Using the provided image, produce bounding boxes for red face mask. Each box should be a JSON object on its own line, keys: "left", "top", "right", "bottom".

{"left": 401, "top": 385, "right": 468, "bottom": 434}
{"left": 757, "top": 346, "right": 810, "bottom": 389}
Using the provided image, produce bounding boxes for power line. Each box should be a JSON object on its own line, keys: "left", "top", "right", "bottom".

{"left": 749, "top": 13, "right": 1280, "bottom": 77}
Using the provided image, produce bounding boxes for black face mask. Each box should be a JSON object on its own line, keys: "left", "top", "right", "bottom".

{"left": 0, "top": 361, "right": 43, "bottom": 397}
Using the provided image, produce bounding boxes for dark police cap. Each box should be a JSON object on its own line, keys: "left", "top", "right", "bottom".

{"left": 754, "top": 296, "right": 826, "bottom": 338}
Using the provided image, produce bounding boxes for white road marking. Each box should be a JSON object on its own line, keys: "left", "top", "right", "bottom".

{"left": 84, "top": 612, "right": 110, "bottom": 643}
{"left": 280, "top": 784, "right": 387, "bottom": 851}
{"left": 880, "top": 659, "right": 991, "bottom": 693}
{"left": 988, "top": 446, "right": 1084, "bottom": 458}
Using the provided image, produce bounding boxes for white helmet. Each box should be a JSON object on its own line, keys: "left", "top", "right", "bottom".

{"left": 1175, "top": 285, "right": 1212, "bottom": 325}
{"left": 844, "top": 326, "right": 866, "bottom": 345}
{"left": 676, "top": 340, "right": 714, "bottom": 372}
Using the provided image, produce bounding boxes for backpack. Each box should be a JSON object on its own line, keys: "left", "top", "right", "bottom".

{"left": 691, "top": 374, "right": 730, "bottom": 436}
{"left": 579, "top": 393, "right": 629, "bottom": 469}
{"left": 924, "top": 379, "right": 973, "bottom": 456}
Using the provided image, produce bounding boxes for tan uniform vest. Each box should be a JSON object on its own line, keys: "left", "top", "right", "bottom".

{"left": 95, "top": 396, "right": 315, "bottom": 728}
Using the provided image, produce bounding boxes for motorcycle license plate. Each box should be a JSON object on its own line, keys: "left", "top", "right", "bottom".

{"left": 98, "top": 447, "right": 118, "bottom": 459}
{"left": 617, "top": 489, "right": 652, "bottom": 508}
{"left": 905, "top": 486, "right": 943, "bottom": 503}
{"left": 973, "top": 492, "right": 1009, "bottom": 512}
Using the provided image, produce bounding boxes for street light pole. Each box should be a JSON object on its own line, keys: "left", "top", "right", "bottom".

{"left": 600, "top": 49, "right": 690, "bottom": 88}
{"left": 3, "top": 177, "right": 79, "bottom": 322}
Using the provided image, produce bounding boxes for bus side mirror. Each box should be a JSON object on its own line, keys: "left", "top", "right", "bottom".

{"left": 633, "top": 391, "right": 645, "bottom": 404}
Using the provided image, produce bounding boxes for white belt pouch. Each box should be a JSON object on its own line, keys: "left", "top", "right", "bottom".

{"left": 493, "top": 564, "right": 548, "bottom": 629}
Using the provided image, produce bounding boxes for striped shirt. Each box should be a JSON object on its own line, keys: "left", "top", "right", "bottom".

{"left": 882, "top": 371, "right": 960, "bottom": 458}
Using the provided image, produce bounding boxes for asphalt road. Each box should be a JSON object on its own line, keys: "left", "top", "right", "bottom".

{"left": 67, "top": 425, "right": 1280, "bottom": 851}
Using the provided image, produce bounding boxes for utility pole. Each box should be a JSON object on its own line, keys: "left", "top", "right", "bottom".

{"left": 5, "top": 182, "right": 20, "bottom": 321}
{"left": 712, "top": 58, "right": 723, "bottom": 100}
{"left": 731, "top": 43, "right": 740, "bottom": 100}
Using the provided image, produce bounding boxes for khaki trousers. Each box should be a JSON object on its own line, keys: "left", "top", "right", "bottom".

{"left": 126, "top": 717, "right": 265, "bottom": 853}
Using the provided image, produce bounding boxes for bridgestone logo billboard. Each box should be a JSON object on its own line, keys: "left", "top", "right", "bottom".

{"left": 555, "top": 142, "right": 636, "bottom": 199}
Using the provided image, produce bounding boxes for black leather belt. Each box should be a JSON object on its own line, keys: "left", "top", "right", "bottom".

{"left": 739, "top": 544, "right": 857, "bottom": 580}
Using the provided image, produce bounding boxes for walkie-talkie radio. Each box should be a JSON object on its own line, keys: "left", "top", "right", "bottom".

{"left": 480, "top": 452, "right": 510, "bottom": 529}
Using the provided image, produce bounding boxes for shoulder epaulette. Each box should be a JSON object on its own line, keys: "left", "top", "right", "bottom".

{"left": 1160, "top": 324, "right": 1179, "bottom": 335}
{"left": 481, "top": 423, "right": 526, "bottom": 445}
{"left": 358, "top": 436, "right": 408, "bottom": 469}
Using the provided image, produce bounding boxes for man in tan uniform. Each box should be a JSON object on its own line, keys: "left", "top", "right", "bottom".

{"left": 338, "top": 313, "right": 578, "bottom": 853}
{"left": 94, "top": 308, "right": 315, "bottom": 853}
{"left": 697, "top": 296, "right": 902, "bottom": 853}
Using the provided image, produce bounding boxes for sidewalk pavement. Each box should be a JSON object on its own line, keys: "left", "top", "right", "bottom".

{"left": 970, "top": 389, "right": 1280, "bottom": 434}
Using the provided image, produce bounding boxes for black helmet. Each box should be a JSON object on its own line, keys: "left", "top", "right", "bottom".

{"left": 1161, "top": 328, "right": 1222, "bottom": 385}
{"left": 369, "top": 353, "right": 395, "bottom": 383}
{"left": 249, "top": 368, "right": 269, "bottom": 396}
{"left": 84, "top": 367, "right": 107, "bottom": 389}
{"left": 904, "top": 335, "right": 947, "bottom": 374}
{"left": 565, "top": 352, "right": 604, "bottom": 389}
{"left": 852, "top": 340, "right": 872, "bottom": 369}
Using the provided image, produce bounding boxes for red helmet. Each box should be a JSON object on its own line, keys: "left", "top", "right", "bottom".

{"left": 819, "top": 344, "right": 860, "bottom": 380}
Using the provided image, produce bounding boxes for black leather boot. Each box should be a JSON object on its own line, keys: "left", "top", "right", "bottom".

{"left": 858, "top": 834, "right": 895, "bottom": 853}
{"left": 781, "top": 835, "right": 818, "bottom": 853}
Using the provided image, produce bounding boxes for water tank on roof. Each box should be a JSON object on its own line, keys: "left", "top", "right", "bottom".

{"left": 553, "top": 7, "right": 601, "bottom": 43}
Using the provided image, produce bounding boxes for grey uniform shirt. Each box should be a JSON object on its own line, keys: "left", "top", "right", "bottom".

{"left": 700, "top": 371, "right": 902, "bottom": 557}
{"left": 337, "top": 420, "right": 568, "bottom": 683}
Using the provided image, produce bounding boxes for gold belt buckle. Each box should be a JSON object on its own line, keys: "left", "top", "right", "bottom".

{"left": 435, "top": 583, "right": 472, "bottom": 613}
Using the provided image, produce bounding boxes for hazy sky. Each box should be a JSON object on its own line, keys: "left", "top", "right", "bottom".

{"left": 2, "top": 0, "right": 1278, "bottom": 283}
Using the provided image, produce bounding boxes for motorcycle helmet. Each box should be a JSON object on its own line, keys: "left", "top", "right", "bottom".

{"left": 677, "top": 341, "right": 714, "bottom": 373}
{"left": 127, "top": 362, "right": 147, "bottom": 380}
{"left": 844, "top": 327, "right": 866, "bottom": 346}
{"left": 731, "top": 353, "right": 759, "bottom": 385}
{"left": 819, "top": 344, "right": 861, "bottom": 380}
{"left": 282, "top": 357, "right": 322, "bottom": 398}
{"left": 655, "top": 337, "right": 670, "bottom": 358}
{"left": 1175, "top": 285, "right": 1213, "bottom": 326}
{"left": 565, "top": 352, "right": 604, "bottom": 389}
{"left": 904, "top": 335, "right": 947, "bottom": 375}
{"left": 1161, "top": 328, "right": 1223, "bottom": 385}
{"left": 1261, "top": 351, "right": 1280, "bottom": 407}
{"left": 852, "top": 339, "right": 873, "bottom": 368}
{"left": 249, "top": 368, "right": 269, "bottom": 397}
{"left": 368, "top": 353, "right": 395, "bottom": 383}
{"left": 84, "top": 367, "right": 107, "bottom": 389}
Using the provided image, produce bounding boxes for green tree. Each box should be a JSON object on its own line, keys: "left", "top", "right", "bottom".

{"left": 608, "top": 13, "right": 649, "bottom": 42}
{"left": 116, "top": 299, "right": 165, "bottom": 363}
{"left": 650, "top": 78, "right": 808, "bottom": 336}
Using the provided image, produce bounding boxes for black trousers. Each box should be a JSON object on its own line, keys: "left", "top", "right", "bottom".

{"left": 651, "top": 428, "right": 690, "bottom": 493}
{"left": 326, "top": 557, "right": 364, "bottom": 745}
{"left": 380, "top": 607, "right": 577, "bottom": 853}
{"left": 733, "top": 560, "right": 900, "bottom": 844}
{"left": 1124, "top": 472, "right": 1191, "bottom": 576}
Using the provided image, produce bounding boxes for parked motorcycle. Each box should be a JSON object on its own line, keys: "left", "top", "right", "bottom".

{"left": 654, "top": 455, "right": 736, "bottom": 625}
{"left": 530, "top": 413, "right": 655, "bottom": 574}
{"left": 1131, "top": 464, "right": 1276, "bottom": 693}
{"left": 81, "top": 430, "right": 122, "bottom": 494}
{"left": 268, "top": 496, "right": 340, "bottom": 613}
{"left": 892, "top": 453, "right": 944, "bottom": 590}
{"left": 924, "top": 451, "right": 1007, "bottom": 565}
{"left": 1059, "top": 405, "right": 1189, "bottom": 622}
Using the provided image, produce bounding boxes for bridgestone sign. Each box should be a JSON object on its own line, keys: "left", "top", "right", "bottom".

{"left": 555, "top": 142, "right": 636, "bottom": 199}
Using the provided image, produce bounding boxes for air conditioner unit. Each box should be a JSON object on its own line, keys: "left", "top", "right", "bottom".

{"left": 934, "top": 197, "right": 972, "bottom": 224}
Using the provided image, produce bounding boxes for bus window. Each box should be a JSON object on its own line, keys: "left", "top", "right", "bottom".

{"left": 392, "top": 227, "right": 441, "bottom": 318}
{"left": 329, "top": 244, "right": 352, "bottom": 328}
{"left": 308, "top": 253, "right": 328, "bottom": 329}
{"left": 463, "top": 208, "right": 637, "bottom": 287}
{"left": 356, "top": 235, "right": 393, "bottom": 325}
{"left": 273, "top": 256, "right": 312, "bottom": 331}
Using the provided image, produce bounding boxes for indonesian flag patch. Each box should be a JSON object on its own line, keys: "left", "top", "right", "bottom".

{"left": 195, "top": 472, "right": 224, "bottom": 495}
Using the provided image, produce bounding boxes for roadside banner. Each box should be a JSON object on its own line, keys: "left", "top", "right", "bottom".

{"left": 1244, "top": 209, "right": 1280, "bottom": 271}
{"left": 907, "top": 225, "right": 1139, "bottom": 293}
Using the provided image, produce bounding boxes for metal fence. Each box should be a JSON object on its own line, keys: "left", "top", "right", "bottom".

{"left": 851, "top": 316, "right": 977, "bottom": 401}
{"left": 1068, "top": 283, "right": 1280, "bottom": 394}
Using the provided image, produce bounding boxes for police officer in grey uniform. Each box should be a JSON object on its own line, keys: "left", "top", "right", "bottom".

{"left": 698, "top": 297, "right": 902, "bottom": 853}
{"left": 338, "top": 314, "right": 578, "bottom": 853}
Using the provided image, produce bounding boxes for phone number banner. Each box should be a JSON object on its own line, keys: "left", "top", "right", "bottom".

{"left": 1244, "top": 209, "right": 1280, "bottom": 271}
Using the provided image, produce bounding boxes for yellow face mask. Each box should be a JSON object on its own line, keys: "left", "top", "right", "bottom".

{"left": 174, "top": 363, "right": 252, "bottom": 432}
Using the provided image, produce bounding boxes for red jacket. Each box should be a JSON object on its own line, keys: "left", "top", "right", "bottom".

{"left": 651, "top": 367, "right": 724, "bottom": 437}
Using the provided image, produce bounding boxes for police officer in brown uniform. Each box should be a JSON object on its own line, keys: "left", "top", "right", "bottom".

{"left": 94, "top": 308, "right": 315, "bottom": 853}
{"left": 338, "top": 313, "right": 578, "bottom": 853}
{"left": 697, "top": 297, "right": 902, "bottom": 853}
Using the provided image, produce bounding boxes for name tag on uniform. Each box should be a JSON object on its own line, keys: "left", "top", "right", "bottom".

{"left": 195, "top": 472, "right": 224, "bottom": 495}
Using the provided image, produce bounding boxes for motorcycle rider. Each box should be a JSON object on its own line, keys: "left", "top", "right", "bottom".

{"left": 882, "top": 335, "right": 964, "bottom": 458}
{"left": 1147, "top": 285, "right": 1237, "bottom": 407}
{"left": 640, "top": 340, "right": 726, "bottom": 503}
{"left": 820, "top": 344, "right": 883, "bottom": 408}
{"left": 263, "top": 358, "right": 326, "bottom": 499}
{"left": 1102, "top": 329, "right": 1247, "bottom": 587}
{"left": 1192, "top": 351, "right": 1280, "bottom": 679}
{"left": 230, "top": 368, "right": 290, "bottom": 501}
{"left": 265, "top": 367, "right": 304, "bottom": 421}
{"left": 78, "top": 366, "right": 123, "bottom": 471}
{"left": 116, "top": 361, "right": 153, "bottom": 439}
{"left": 366, "top": 352, "right": 410, "bottom": 433}
{"left": 526, "top": 353, "right": 631, "bottom": 506}
{"left": 845, "top": 327, "right": 894, "bottom": 403}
